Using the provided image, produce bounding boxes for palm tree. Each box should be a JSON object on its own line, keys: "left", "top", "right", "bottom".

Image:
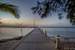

{"left": 0, "top": 2, "right": 20, "bottom": 18}
{"left": 31, "top": 0, "right": 65, "bottom": 18}
{"left": 0, "top": 2, "right": 23, "bottom": 36}
{"left": 31, "top": 0, "right": 75, "bottom": 25}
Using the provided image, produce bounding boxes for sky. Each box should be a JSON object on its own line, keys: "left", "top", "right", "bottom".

{"left": 0, "top": 0, "right": 75, "bottom": 39}
{"left": 0, "top": 0, "right": 74, "bottom": 27}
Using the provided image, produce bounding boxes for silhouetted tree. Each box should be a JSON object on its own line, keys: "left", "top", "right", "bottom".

{"left": 31, "top": 0, "right": 75, "bottom": 25}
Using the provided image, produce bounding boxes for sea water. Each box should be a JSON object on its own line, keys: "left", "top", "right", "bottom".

{"left": 0, "top": 27, "right": 75, "bottom": 40}
{"left": 42, "top": 28, "right": 75, "bottom": 37}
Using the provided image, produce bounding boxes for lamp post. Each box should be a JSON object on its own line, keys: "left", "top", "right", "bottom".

{"left": 17, "top": 20, "right": 23, "bottom": 37}
{"left": 20, "top": 22, "right": 23, "bottom": 36}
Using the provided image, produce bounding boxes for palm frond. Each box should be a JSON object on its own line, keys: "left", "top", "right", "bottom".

{"left": 0, "top": 3, "right": 20, "bottom": 18}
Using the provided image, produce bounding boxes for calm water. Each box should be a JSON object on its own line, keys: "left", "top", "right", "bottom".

{"left": 0, "top": 27, "right": 75, "bottom": 40}
{"left": 0, "top": 28, "right": 33, "bottom": 40}
{"left": 42, "top": 28, "right": 75, "bottom": 37}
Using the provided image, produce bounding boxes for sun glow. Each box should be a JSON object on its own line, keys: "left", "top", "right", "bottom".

{"left": 0, "top": 18, "right": 34, "bottom": 26}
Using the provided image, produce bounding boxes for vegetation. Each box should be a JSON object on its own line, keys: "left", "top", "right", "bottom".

{"left": 0, "top": 2, "right": 19, "bottom": 18}
{"left": 31, "top": 0, "right": 75, "bottom": 25}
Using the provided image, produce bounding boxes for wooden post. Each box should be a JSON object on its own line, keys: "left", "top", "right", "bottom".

{"left": 44, "top": 28, "right": 47, "bottom": 40}
{"left": 55, "top": 35, "right": 61, "bottom": 50}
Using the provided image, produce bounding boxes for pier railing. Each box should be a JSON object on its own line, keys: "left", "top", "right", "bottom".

{"left": 0, "top": 27, "right": 75, "bottom": 50}
{"left": 56, "top": 36, "right": 75, "bottom": 50}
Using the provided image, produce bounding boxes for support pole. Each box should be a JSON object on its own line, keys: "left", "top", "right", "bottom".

{"left": 55, "top": 35, "right": 61, "bottom": 50}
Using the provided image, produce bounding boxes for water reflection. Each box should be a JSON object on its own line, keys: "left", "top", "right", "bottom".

{"left": 41, "top": 28, "right": 75, "bottom": 37}
{"left": 0, "top": 27, "right": 75, "bottom": 40}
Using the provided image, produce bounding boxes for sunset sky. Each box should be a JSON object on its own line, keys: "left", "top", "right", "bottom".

{"left": 0, "top": 0, "right": 74, "bottom": 27}
{"left": 0, "top": 0, "right": 75, "bottom": 40}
